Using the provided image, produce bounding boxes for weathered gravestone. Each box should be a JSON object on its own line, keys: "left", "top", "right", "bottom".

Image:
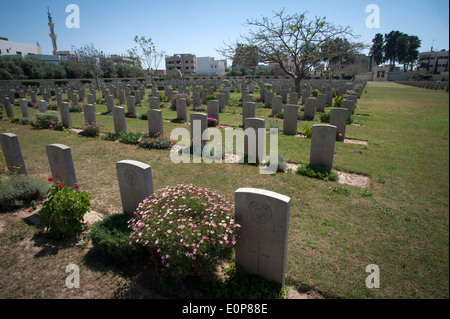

{"left": 0, "top": 133, "right": 27, "bottom": 175}
{"left": 126, "top": 96, "right": 136, "bottom": 115}
{"left": 149, "top": 97, "right": 160, "bottom": 110}
{"left": 106, "top": 95, "right": 114, "bottom": 112}
{"left": 60, "top": 102, "right": 72, "bottom": 128}
{"left": 147, "top": 109, "right": 164, "bottom": 136}
{"left": 235, "top": 188, "right": 291, "bottom": 285}
{"left": 4, "top": 97, "right": 14, "bottom": 118}
{"left": 310, "top": 124, "right": 337, "bottom": 169}
{"left": 242, "top": 102, "right": 256, "bottom": 127}
{"left": 176, "top": 98, "right": 187, "bottom": 121}
{"left": 19, "top": 99, "right": 30, "bottom": 119}
{"left": 112, "top": 106, "right": 127, "bottom": 135}
{"left": 207, "top": 100, "right": 220, "bottom": 125}
{"left": 83, "top": 104, "right": 96, "bottom": 124}
{"left": 340, "top": 100, "right": 355, "bottom": 114}
{"left": 271, "top": 96, "right": 282, "bottom": 116}
{"left": 330, "top": 108, "right": 348, "bottom": 142}
{"left": 38, "top": 100, "right": 48, "bottom": 113}
{"left": 283, "top": 104, "right": 298, "bottom": 135}
{"left": 190, "top": 113, "right": 208, "bottom": 156}
{"left": 304, "top": 97, "right": 316, "bottom": 120}
{"left": 116, "top": 160, "right": 153, "bottom": 216}
{"left": 244, "top": 118, "right": 266, "bottom": 164}
{"left": 46, "top": 144, "right": 77, "bottom": 188}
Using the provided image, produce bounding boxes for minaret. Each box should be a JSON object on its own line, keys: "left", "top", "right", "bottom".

{"left": 47, "top": 7, "right": 58, "bottom": 55}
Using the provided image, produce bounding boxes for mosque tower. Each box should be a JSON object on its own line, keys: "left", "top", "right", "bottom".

{"left": 47, "top": 7, "right": 58, "bottom": 55}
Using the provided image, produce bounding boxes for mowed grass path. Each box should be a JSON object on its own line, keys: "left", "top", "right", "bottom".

{"left": 0, "top": 82, "right": 448, "bottom": 299}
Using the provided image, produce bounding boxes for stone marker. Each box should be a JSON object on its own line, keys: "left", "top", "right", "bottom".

{"left": 106, "top": 95, "right": 114, "bottom": 112}
{"left": 4, "top": 97, "right": 14, "bottom": 118}
{"left": 242, "top": 102, "right": 256, "bottom": 127}
{"left": 207, "top": 100, "right": 220, "bottom": 125}
{"left": 56, "top": 101, "right": 70, "bottom": 126}
{"left": 46, "top": 144, "right": 77, "bottom": 188}
{"left": 304, "top": 98, "right": 316, "bottom": 120}
{"left": 310, "top": 124, "right": 337, "bottom": 169}
{"left": 19, "top": 99, "right": 30, "bottom": 119}
{"left": 118, "top": 90, "right": 126, "bottom": 105}
{"left": 147, "top": 109, "right": 163, "bottom": 136}
{"left": 283, "top": 104, "right": 298, "bottom": 135}
{"left": 341, "top": 100, "right": 355, "bottom": 114}
{"left": 83, "top": 104, "right": 96, "bottom": 124}
{"left": 176, "top": 98, "right": 187, "bottom": 121}
{"left": 112, "top": 106, "right": 127, "bottom": 135}
{"left": 316, "top": 94, "right": 326, "bottom": 111}
{"left": 38, "top": 100, "right": 48, "bottom": 113}
{"left": 244, "top": 118, "right": 266, "bottom": 164}
{"left": 0, "top": 133, "right": 27, "bottom": 175}
{"left": 271, "top": 96, "right": 282, "bottom": 116}
{"left": 149, "top": 97, "right": 160, "bottom": 110}
{"left": 330, "top": 108, "right": 348, "bottom": 142}
{"left": 265, "top": 91, "right": 273, "bottom": 108}
{"left": 116, "top": 160, "right": 153, "bottom": 216}
{"left": 190, "top": 113, "right": 208, "bottom": 154}
{"left": 126, "top": 96, "right": 136, "bottom": 115}
{"left": 234, "top": 188, "right": 291, "bottom": 285}
{"left": 289, "top": 92, "right": 299, "bottom": 105}
{"left": 216, "top": 93, "right": 226, "bottom": 111}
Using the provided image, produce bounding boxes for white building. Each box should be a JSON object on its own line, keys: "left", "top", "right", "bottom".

{"left": 0, "top": 37, "right": 42, "bottom": 57}
{"left": 196, "top": 57, "right": 226, "bottom": 76}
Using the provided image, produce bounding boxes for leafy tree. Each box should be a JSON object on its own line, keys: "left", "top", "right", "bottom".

{"left": 218, "top": 9, "right": 358, "bottom": 93}
{"left": 370, "top": 33, "right": 384, "bottom": 65}
{"left": 72, "top": 43, "right": 103, "bottom": 89}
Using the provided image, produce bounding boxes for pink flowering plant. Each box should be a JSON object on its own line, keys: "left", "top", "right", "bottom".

{"left": 128, "top": 184, "right": 240, "bottom": 276}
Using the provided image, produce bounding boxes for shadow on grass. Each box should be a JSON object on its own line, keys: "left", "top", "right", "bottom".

{"left": 81, "top": 213, "right": 285, "bottom": 299}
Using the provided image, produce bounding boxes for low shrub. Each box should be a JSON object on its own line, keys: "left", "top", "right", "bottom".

{"left": 311, "top": 89, "right": 321, "bottom": 97}
{"left": 138, "top": 133, "right": 176, "bottom": 150}
{"left": 69, "top": 105, "right": 83, "bottom": 113}
{"left": 21, "top": 80, "right": 40, "bottom": 87}
{"left": 89, "top": 213, "right": 148, "bottom": 264}
{"left": 0, "top": 175, "right": 48, "bottom": 213}
{"left": 207, "top": 117, "right": 218, "bottom": 127}
{"left": 100, "top": 132, "right": 119, "bottom": 141}
{"left": 119, "top": 131, "right": 143, "bottom": 145}
{"left": 320, "top": 111, "right": 331, "bottom": 123}
{"left": 206, "top": 94, "right": 217, "bottom": 101}
{"left": 171, "top": 93, "right": 193, "bottom": 109}
{"left": 301, "top": 125, "right": 313, "bottom": 138}
{"left": 334, "top": 95, "right": 345, "bottom": 108}
{"left": 128, "top": 184, "right": 240, "bottom": 277}
{"left": 79, "top": 122, "right": 102, "bottom": 138}
{"left": 39, "top": 177, "right": 91, "bottom": 238}
{"left": 296, "top": 164, "right": 339, "bottom": 182}
{"left": 31, "top": 111, "right": 60, "bottom": 129}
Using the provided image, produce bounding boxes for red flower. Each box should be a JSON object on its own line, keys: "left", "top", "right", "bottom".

{"left": 59, "top": 183, "right": 65, "bottom": 188}
{"left": 48, "top": 177, "right": 54, "bottom": 182}
{"left": 74, "top": 185, "right": 79, "bottom": 189}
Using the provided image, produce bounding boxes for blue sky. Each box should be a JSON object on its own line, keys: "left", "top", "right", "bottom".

{"left": 0, "top": 0, "right": 448, "bottom": 68}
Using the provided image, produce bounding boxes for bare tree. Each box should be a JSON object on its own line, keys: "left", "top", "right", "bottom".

{"left": 72, "top": 43, "right": 103, "bottom": 90}
{"left": 128, "top": 36, "right": 165, "bottom": 80}
{"left": 218, "top": 9, "right": 360, "bottom": 93}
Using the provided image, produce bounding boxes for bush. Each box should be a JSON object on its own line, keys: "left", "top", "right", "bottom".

{"left": 0, "top": 175, "right": 48, "bottom": 213}
{"left": 119, "top": 131, "right": 143, "bottom": 145}
{"left": 69, "top": 105, "right": 83, "bottom": 113}
{"left": 138, "top": 133, "right": 176, "bottom": 150}
{"left": 171, "top": 93, "right": 193, "bottom": 109}
{"left": 159, "top": 93, "right": 168, "bottom": 102}
{"left": 301, "top": 125, "right": 313, "bottom": 138}
{"left": 207, "top": 117, "right": 218, "bottom": 127}
{"left": 31, "top": 111, "right": 60, "bottom": 129}
{"left": 39, "top": 177, "right": 91, "bottom": 238}
{"left": 79, "top": 122, "right": 102, "bottom": 138}
{"left": 320, "top": 111, "right": 331, "bottom": 123}
{"left": 89, "top": 213, "right": 148, "bottom": 263}
{"left": 206, "top": 94, "right": 217, "bottom": 101}
{"left": 296, "top": 164, "right": 339, "bottom": 181}
{"left": 138, "top": 112, "right": 148, "bottom": 120}
{"left": 311, "top": 89, "right": 321, "bottom": 97}
{"left": 128, "top": 184, "right": 240, "bottom": 276}
{"left": 21, "top": 80, "right": 40, "bottom": 87}
{"left": 334, "top": 95, "right": 345, "bottom": 108}
{"left": 100, "top": 132, "right": 119, "bottom": 141}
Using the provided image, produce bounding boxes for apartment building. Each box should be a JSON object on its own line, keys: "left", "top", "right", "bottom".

{"left": 165, "top": 53, "right": 197, "bottom": 74}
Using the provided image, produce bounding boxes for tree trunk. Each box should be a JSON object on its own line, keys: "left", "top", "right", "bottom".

{"left": 294, "top": 77, "right": 302, "bottom": 94}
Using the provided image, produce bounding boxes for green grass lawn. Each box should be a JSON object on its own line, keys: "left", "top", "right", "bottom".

{"left": 0, "top": 82, "right": 448, "bottom": 299}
